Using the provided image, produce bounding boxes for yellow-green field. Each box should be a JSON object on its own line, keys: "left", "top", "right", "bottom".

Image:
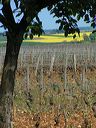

{"left": 23, "top": 32, "right": 91, "bottom": 44}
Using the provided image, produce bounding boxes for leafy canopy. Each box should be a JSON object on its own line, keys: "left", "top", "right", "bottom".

{"left": 48, "top": 0, "right": 96, "bottom": 36}
{"left": 0, "top": 0, "right": 96, "bottom": 36}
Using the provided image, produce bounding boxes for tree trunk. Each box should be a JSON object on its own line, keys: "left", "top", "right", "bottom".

{"left": 0, "top": 32, "right": 23, "bottom": 128}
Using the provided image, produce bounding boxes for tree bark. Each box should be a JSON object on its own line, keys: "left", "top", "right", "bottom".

{"left": 0, "top": 31, "right": 23, "bottom": 128}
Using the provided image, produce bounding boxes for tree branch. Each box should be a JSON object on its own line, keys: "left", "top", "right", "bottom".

{"left": 37, "top": 0, "right": 60, "bottom": 8}
{"left": 2, "top": 0, "right": 16, "bottom": 32}
{"left": 0, "top": 13, "right": 8, "bottom": 27}
{"left": 19, "top": 0, "right": 60, "bottom": 31}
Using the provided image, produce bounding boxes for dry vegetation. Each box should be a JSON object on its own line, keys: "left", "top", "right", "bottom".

{"left": 0, "top": 43, "right": 96, "bottom": 127}
{"left": 13, "top": 66, "right": 96, "bottom": 128}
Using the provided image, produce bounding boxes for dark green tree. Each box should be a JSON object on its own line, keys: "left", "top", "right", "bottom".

{"left": 0, "top": 0, "right": 96, "bottom": 127}
{"left": 24, "top": 18, "right": 44, "bottom": 39}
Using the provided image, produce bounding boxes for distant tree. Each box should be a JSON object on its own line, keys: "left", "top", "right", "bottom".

{"left": 24, "top": 18, "right": 44, "bottom": 39}
{"left": 0, "top": 0, "right": 96, "bottom": 127}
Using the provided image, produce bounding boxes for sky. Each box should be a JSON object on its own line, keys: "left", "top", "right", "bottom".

{"left": 39, "top": 8, "right": 90, "bottom": 30}
{"left": 0, "top": 3, "right": 91, "bottom": 32}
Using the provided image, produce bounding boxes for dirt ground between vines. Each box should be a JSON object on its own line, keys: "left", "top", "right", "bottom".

{"left": 12, "top": 67, "right": 96, "bottom": 128}
{"left": 13, "top": 110, "right": 96, "bottom": 128}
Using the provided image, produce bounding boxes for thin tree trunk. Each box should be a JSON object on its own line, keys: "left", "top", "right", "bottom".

{"left": 0, "top": 32, "right": 23, "bottom": 128}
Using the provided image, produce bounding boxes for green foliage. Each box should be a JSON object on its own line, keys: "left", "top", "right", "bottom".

{"left": 24, "top": 33, "right": 28, "bottom": 39}
{"left": 48, "top": 0, "right": 96, "bottom": 36}
{"left": 89, "top": 32, "right": 96, "bottom": 41}
{"left": 24, "top": 20, "right": 44, "bottom": 39}
{"left": 29, "top": 34, "right": 33, "bottom": 39}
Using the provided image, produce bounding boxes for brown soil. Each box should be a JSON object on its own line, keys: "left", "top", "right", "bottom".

{"left": 13, "top": 67, "right": 96, "bottom": 128}
{"left": 13, "top": 110, "right": 96, "bottom": 128}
